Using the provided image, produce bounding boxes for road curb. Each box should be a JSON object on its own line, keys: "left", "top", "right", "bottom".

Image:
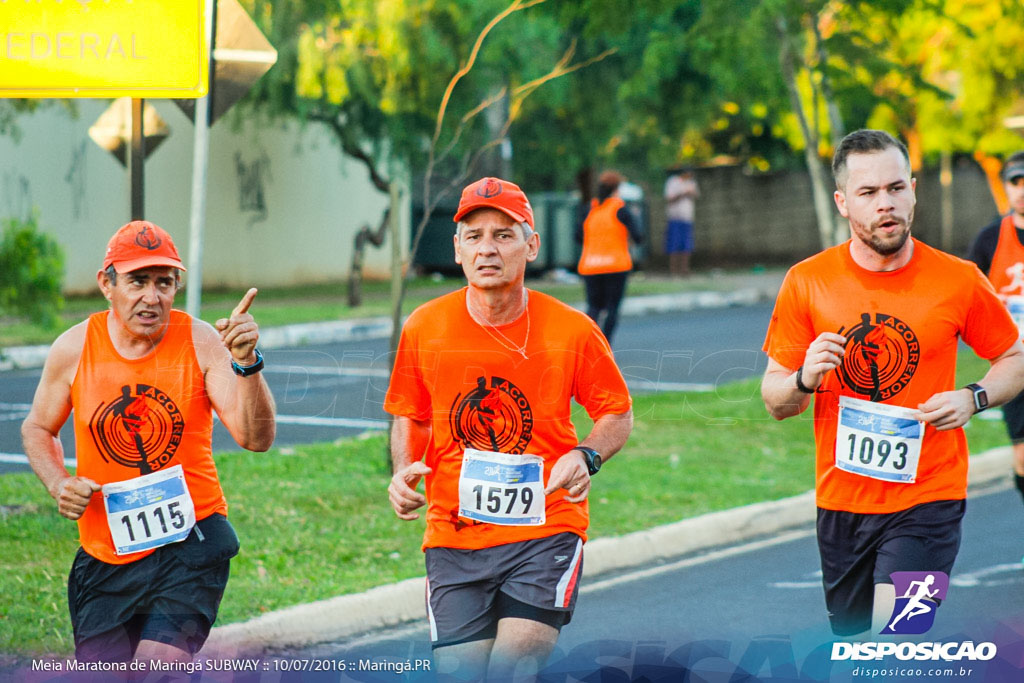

{"left": 204, "top": 446, "right": 1013, "bottom": 655}
{"left": 0, "top": 287, "right": 776, "bottom": 372}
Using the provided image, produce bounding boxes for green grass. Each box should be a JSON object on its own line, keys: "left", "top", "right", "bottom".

{"left": 0, "top": 350, "right": 1008, "bottom": 656}
{"left": 0, "top": 270, "right": 767, "bottom": 348}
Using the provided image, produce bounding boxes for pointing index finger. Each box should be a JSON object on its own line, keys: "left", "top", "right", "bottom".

{"left": 232, "top": 288, "right": 258, "bottom": 317}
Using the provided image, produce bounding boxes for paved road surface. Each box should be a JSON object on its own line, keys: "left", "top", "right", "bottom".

{"left": 0, "top": 304, "right": 775, "bottom": 473}
{"left": 283, "top": 483, "right": 1024, "bottom": 682}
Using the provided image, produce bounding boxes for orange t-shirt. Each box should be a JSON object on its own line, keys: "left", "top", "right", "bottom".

{"left": 71, "top": 310, "right": 226, "bottom": 564}
{"left": 578, "top": 197, "right": 633, "bottom": 275}
{"left": 986, "top": 215, "right": 1024, "bottom": 300}
{"left": 384, "top": 289, "right": 632, "bottom": 550}
{"left": 763, "top": 240, "right": 1018, "bottom": 514}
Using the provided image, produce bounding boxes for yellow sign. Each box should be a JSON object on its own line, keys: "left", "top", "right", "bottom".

{"left": 0, "top": 1, "right": 207, "bottom": 98}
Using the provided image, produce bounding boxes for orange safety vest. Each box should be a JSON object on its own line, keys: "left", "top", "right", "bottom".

{"left": 71, "top": 310, "right": 226, "bottom": 564}
{"left": 986, "top": 214, "right": 1024, "bottom": 297}
{"left": 578, "top": 197, "right": 633, "bottom": 275}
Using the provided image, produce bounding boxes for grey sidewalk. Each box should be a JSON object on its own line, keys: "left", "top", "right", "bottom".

{"left": 0, "top": 270, "right": 786, "bottom": 371}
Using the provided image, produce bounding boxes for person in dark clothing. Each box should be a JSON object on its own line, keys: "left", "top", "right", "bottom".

{"left": 575, "top": 171, "right": 643, "bottom": 342}
{"left": 966, "top": 151, "right": 1024, "bottom": 558}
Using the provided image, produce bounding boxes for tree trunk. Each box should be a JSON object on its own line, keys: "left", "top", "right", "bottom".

{"left": 777, "top": 16, "right": 839, "bottom": 249}
{"left": 811, "top": 13, "right": 844, "bottom": 148}
{"left": 347, "top": 205, "right": 392, "bottom": 307}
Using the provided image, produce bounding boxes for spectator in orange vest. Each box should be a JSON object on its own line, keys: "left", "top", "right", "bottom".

{"left": 576, "top": 171, "right": 643, "bottom": 342}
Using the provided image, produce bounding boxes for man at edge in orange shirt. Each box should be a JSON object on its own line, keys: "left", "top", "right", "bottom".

{"left": 761, "top": 129, "right": 1024, "bottom": 636}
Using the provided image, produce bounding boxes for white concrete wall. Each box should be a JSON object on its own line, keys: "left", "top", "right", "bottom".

{"left": 0, "top": 100, "right": 407, "bottom": 294}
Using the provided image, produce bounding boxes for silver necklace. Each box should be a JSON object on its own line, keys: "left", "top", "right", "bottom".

{"left": 466, "top": 291, "right": 530, "bottom": 360}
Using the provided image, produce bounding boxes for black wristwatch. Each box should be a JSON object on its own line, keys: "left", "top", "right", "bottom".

{"left": 574, "top": 446, "right": 602, "bottom": 476}
{"left": 965, "top": 383, "right": 988, "bottom": 413}
{"left": 231, "top": 348, "right": 265, "bottom": 377}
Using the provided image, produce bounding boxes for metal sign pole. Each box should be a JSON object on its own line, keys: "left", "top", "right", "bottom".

{"left": 130, "top": 98, "right": 145, "bottom": 220}
{"left": 186, "top": 0, "right": 218, "bottom": 318}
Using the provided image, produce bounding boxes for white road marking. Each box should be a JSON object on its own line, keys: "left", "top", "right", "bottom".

{"left": 581, "top": 528, "right": 816, "bottom": 595}
{"left": 770, "top": 570, "right": 823, "bottom": 589}
{"left": 625, "top": 379, "right": 716, "bottom": 393}
{"left": 273, "top": 415, "right": 387, "bottom": 430}
{"left": 0, "top": 452, "right": 76, "bottom": 468}
{"left": 950, "top": 563, "right": 1023, "bottom": 588}
{"left": 263, "top": 366, "right": 390, "bottom": 378}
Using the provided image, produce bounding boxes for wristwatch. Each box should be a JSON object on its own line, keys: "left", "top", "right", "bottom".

{"left": 574, "top": 446, "right": 602, "bottom": 476}
{"left": 231, "top": 348, "right": 265, "bottom": 377}
{"left": 965, "top": 383, "right": 988, "bottom": 413}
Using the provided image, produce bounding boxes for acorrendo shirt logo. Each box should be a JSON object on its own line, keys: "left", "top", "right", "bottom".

{"left": 89, "top": 384, "right": 185, "bottom": 474}
{"left": 836, "top": 312, "right": 920, "bottom": 401}
{"left": 450, "top": 375, "right": 533, "bottom": 454}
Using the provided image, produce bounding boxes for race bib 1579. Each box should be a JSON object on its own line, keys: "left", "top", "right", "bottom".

{"left": 458, "top": 449, "right": 545, "bottom": 526}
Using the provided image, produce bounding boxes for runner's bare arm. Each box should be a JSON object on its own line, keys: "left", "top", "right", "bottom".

{"left": 197, "top": 288, "right": 276, "bottom": 451}
{"left": 388, "top": 416, "right": 433, "bottom": 520}
{"left": 915, "top": 341, "right": 1024, "bottom": 431}
{"left": 20, "top": 324, "right": 100, "bottom": 520}
{"left": 545, "top": 409, "right": 633, "bottom": 503}
{"left": 762, "top": 332, "right": 847, "bottom": 420}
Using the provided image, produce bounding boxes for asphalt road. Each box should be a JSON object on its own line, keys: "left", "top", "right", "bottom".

{"left": 0, "top": 304, "right": 775, "bottom": 473}
{"left": 285, "top": 483, "right": 1024, "bottom": 683}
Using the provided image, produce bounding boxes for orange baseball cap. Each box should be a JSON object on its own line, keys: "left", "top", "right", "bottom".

{"left": 102, "top": 220, "right": 186, "bottom": 273}
{"left": 453, "top": 177, "right": 534, "bottom": 228}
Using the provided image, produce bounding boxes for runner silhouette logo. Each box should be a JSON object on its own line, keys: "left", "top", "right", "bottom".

{"left": 881, "top": 571, "right": 949, "bottom": 635}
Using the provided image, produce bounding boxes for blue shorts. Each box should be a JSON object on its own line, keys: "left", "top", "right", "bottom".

{"left": 665, "top": 220, "right": 693, "bottom": 254}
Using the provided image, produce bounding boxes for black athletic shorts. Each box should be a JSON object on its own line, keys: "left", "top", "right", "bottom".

{"left": 68, "top": 513, "right": 239, "bottom": 661}
{"left": 816, "top": 499, "right": 964, "bottom": 637}
{"left": 1002, "top": 388, "right": 1024, "bottom": 443}
{"left": 424, "top": 532, "right": 584, "bottom": 648}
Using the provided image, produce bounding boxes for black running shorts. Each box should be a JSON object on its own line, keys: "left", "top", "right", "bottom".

{"left": 68, "top": 513, "right": 238, "bottom": 661}
{"left": 1001, "top": 389, "right": 1024, "bottom": 443}
{"left": 816, "top": 499, "right": 964, "bottom": 636}
{"left": 424, "top": 532, "right": 584, "bottom": 648}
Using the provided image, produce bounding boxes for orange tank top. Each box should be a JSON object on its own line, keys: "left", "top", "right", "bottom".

{"left": 578, "top": 197, "right": 633, "bottom": 275}
{"left": 71, "top": 310, "right": 226, "bottom": 564}
{"left": 986, "top": 215, "right": 1024, "bottom": 298}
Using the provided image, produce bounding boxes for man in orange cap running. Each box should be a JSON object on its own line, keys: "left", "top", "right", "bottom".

{"left": 22, "top": 220, "right": 276, "bottom": 664}
{"left": 385, "top": 177, "right": 633, "bottom": 680}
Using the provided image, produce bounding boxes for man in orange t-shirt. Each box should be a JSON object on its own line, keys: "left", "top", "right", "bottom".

{"left": 385, "top": 177, "right": 633, "bottom": 680}
{"left": 762, "top": 130, "right": 1024, "bottom": 636}
{"left": 21, "top": 221, "right": 276, "bottom": 663}
{"left": 967, "top": 151, "right": 1024, "bottom": 555}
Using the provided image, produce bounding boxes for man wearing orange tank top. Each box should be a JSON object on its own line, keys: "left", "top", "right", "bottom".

{"left": 385, "top": 177, "right": 633, "bottom": 680}
{"left": 21, "top": 221, "right": 276, "bottom": 664}
{"left": 967, "top": 152, "right": 1024, "bottom": 562}
{"left": 762, "top": 130, "right": 1024, "bottom": 637}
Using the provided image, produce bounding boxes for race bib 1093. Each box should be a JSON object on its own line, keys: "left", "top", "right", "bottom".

{"left": 835, "top": 395, "right": 924, "bottom": 483}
